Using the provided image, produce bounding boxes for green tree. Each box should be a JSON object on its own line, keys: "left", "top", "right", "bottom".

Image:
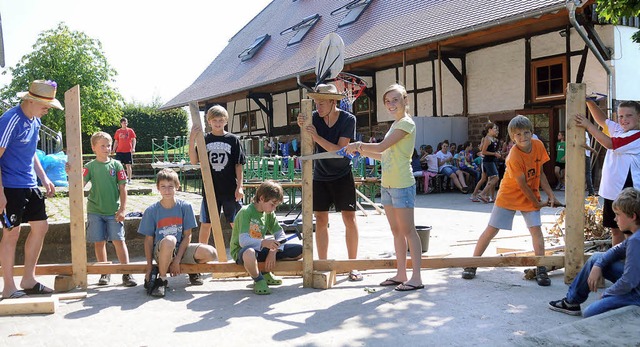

{"left": 0, "top": 22, "right": 123, "bottom": 135}
{"left": 596, "top": 0, "right": 640, "bottom": 42}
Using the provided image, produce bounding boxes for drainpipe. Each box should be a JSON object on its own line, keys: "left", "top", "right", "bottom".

{"left": 567, "top": 0, "right": 614, "bottom": 112}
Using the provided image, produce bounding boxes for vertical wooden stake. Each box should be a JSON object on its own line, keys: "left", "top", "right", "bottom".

{"left": 564, "top": 83, "right": 586, "bottom": 283}
{"left": 301, "top": 99, "right": 314, "bottom": 287}
{"left": 188, "top": 102, "right": 227, "bottom": 262}
{"left": 64, "top": 85, "right": 87, "bottom": 289}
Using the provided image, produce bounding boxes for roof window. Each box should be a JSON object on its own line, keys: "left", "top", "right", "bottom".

{"left": 280, "top": 14, "right": 320, "bottom": 46}
{"left": 331, "top": 0, "right": 373, "bottom": 27}
{"left": 238, "top": 34, "right": 270, "bottom": 61}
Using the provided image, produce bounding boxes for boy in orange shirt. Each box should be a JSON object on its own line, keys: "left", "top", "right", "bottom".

{"left": 462, "top": 115, "right": 562, "bottom": 286}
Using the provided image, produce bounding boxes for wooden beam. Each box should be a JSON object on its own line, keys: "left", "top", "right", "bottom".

{"left": 0, "top": 297, "right": 57, "bottom": 316}
{"left": 6, "top": 256, "right": 569, "bottom": 278}
{"left": 564, "top": 83, "right": 587, "bottom": 283}
{"left": 188, "top": 102, "right": 227, "bottom": 262}
{"left": 64, "top": 85, "right": 88, "bottom": 289}
{"left": 301, "top": 99, "right": 314, "bottom": 287}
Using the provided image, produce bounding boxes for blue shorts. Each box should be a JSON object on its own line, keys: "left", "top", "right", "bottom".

{"left": 235, "top": 244, "right": 303, "bottom": 265}
{"left": 200, "top": 198, "right": 242, "bottom": 224}
{"left": 483, "top": 161, "right": 499, "bottom": 177}
{"left": 488, "top": 205, "right": 541, "bottom": 230}
{"left": 86, "top": 213, "right": 125, "bottom": 242}
{"left": 380, "top": 185, "right": 416, "bottom": 208}
{"left": 439, "top": 165, "right": 458, "bottom": 176}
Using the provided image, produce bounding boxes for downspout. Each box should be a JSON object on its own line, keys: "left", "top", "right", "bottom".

{"left": 567, "top": 0, "right": 613, "bottom": 112}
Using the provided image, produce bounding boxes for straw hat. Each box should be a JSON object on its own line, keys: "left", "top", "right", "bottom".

{"left": 308, "top": 83, "right": 344, "bottom": 101}
{"left": 17, "top": 80, "right": 64, "bottom": 110}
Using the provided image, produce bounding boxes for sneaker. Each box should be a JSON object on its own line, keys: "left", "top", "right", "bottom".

{"left": 461, "top": 267, "right": 477, "bottom": 279}
{"left": 98, "top": 274, "right": 110, "bottom": 286}
{"left": 536, "top": 266, "right": 551, "bottom": 286}
{"left": 548, "top": 298, "right": 581, "bottom": 316}
{"left": 151, "top": 278, "right": 168, "bottom": 297}
{"left": 188, "top": 273, "right": 203, "bottom": 286}
{"left": 127, "top": 179, "right": 132, "bottom": 185}
{"left": 122, "top": 274, "right": 138, "bottom": 287}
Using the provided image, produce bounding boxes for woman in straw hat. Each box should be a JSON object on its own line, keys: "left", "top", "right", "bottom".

{"left": 346, "top": 83, "right": 424, "bottom": 291}
{"left": 0, "top": 80, "right": 62, "bottom": 299}
{"left": 297, "top": 83, "right": 364, "bottom": 282}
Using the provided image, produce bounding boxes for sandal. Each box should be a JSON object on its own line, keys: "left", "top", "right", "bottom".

{"left": 23, "top": 282, "right": 54, "bottom": 295}
{"left": 263, "top": 272, "right": 282, "bottom": 286}
{"left": 477, "top": 195, "right": 489, "bottom": 203}
{"left": 6, "top": 290, "right": 28, "bottom": 299}
{"left": 379, "top": 278, "right": 403, "bottom": 286}
{"left": 348, "top": 270, "right": 364, "bottom": 282}
{"left": 253, "top": 279, "right": 271, "bottom": 295}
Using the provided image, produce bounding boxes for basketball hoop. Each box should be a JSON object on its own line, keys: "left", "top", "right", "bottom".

{"left": 334, "top": 72, "right": 368, "bottom": 113}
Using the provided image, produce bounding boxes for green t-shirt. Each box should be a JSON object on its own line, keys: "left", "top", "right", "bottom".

{"left": 230, "top": 203, "right": 283, "bottom": 261}
{"left": 381, "top": 116, "right": 416, "bottom": 188}
{"left": 83, "top": 159, "right": 127, "bottom": 215}
{"left": 556, "top": 141, "right": 566, "bottom": 163}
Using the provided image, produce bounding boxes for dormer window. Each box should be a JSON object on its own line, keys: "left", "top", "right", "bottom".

{"left": 238, "top": 34, "right": 270, "bottom": 62}
{"left": 331, "top": 0, "right": 373, "bottom": 27}
{"left": 280, "top": 14, "right": 320, "bottom": 46}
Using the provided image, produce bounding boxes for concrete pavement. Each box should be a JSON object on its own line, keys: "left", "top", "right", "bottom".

{"left": 1, "top": 189, "right": 638, "bottom": 346}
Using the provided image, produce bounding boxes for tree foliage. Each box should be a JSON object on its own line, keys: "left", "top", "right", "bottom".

{"left": 0, "top": 22, "right": 123, "bottom": 135}
{"left": 596, "top": 0, "right": 640, "bottom": 42}
{"left": 89, "top": 103, "right": 189, "bottom": 153}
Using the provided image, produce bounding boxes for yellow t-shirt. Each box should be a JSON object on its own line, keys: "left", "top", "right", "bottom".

{"left": 381, "top": 117, "right": 416, "bottom": 188}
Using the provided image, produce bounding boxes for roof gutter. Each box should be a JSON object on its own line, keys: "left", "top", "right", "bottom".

{"left": 566, "top": 0, "right": 613, "bottom": 111}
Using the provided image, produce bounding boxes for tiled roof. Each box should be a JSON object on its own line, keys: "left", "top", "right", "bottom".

{"left": 163, "top": 0, "right": 567, "bottom": 109}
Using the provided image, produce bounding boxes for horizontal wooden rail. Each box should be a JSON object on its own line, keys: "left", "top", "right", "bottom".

{"left": 2, "top": 255, "right": 570, "bottom": 277}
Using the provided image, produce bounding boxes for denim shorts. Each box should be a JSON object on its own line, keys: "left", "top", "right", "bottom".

{"left": 483, "top": 161, "right": 499, "bottom": 177}
{"left": 86, "top": 213, "right": 125, "bottom": 242}
{"left": 380, "top": 185, "right": 416, "bottom": 208}
{"left": 439, "top": 165, "right": 458, "bottom": 177}
{"left": 236, "top": 244, "right": 303, "bottom": 265}
{"left": 488, "top": 205, "right": 541, "bottom": 230}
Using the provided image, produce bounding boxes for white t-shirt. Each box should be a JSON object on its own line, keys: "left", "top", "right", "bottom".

{"left": 435, "top": 151, "right": 453, "bottom": 172}
{"left": 599, "top": 119, "right": 640, "bottom": 200}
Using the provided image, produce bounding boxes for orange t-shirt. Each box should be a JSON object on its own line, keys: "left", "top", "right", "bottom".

{"left": 495, "top": 139, "right": 549, "bottom": 212}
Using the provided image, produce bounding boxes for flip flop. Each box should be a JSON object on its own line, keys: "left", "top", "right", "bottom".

{"left": 379, "top": 278, "right": 403, "bottom": 286}
{"left": 7, "top": 290, "right": 28, "bottom": 299}
{"left": 395, "top": 283, "right": 425, "bottom": 291}
{"left": 348, "top": 270, "right": 364, "bottom": 282}
{"left": 23, "top": 282, "right": 54, "bottom": 295}
{"left": 477, "top": 195, "right": 489, "bottom": 203}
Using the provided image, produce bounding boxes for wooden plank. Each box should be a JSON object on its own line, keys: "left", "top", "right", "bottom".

{"left": 54, "top": 275, "right": 76, "bottom": 292}
{"left": 301, "top": 98, "right": 314, "bottom": 287}
{"left": 355, "top": 189, "right": 384, "bottom": 215}
{"left": 0, "top": 297, "right": 57, "bottom": 316}
{"left": 312, "top": 271, "right": 336, "bottom": 289}
{"left": 53, "top": 291, "right": 88, "bottom": 301}
{"left": 188, "top": 102, "right": 227, "bottom": 262}
{"left": 564, "top": 83, "right": 586, "bottom": 283}
{"left": 64, "top": 85, "right": 88, "bottom": 289}
{"left": 5, "top": 255, "right": 570, "bottom": 277}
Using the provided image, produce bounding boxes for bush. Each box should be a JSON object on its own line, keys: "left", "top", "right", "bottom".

{"left": 81, "top": 105, "right": 189, "bottom": 153}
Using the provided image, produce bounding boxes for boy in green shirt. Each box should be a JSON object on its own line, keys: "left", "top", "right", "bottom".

{"left": 231, "top": 180, "right": 303, "bottom": 295}
{"left": 83, "top": 132, "right": 136, "bottom": 286}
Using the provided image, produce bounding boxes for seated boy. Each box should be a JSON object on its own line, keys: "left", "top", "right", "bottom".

{"left": 549, "top": 187, "right": 640, "bottom": 317}
{"left": 137, "top": 169, "right": 217, "bottom": 298}
{"left": 230, "top": 180, "right": 303, "bottom": 295}
{"left": 461, "top": 115, "right": 561, "bottom": 286}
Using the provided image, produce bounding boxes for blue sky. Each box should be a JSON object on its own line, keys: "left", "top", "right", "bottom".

{"left": 0, "top": 0, "right": 272, "bottom": 104}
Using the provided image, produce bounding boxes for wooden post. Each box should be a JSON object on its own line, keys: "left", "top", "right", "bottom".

{"left": 188, "top": 102, "right": 227, "bottom": 262}
{"left": 564, "top": 83, "right": 586, "bottom": 283}
{"left": 64, "top": 85, "right": 87, "bottom": 289}
{"left": 301, "top": 99, "right": 314, "bottom": 287}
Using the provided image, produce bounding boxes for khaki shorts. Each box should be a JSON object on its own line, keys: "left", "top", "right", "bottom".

{"left": 154, "top": 241, "right": 200, "bottom": 264}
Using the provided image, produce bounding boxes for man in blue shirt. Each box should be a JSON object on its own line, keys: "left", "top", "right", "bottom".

{"left": 0, "top": 80, "right": 62, "bottom": 299}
